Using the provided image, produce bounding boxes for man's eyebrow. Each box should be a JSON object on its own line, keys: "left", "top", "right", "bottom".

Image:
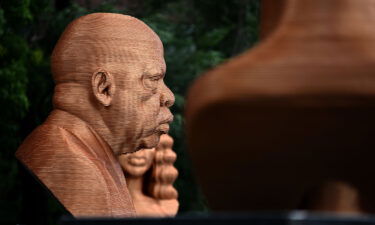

{"left": 144, "top": 70, "right": 164, "bottom": 78}
{"left": 143, "top": 66, "right": 165, "bottom": 77}
{"left": 155, "top": 68, "right": 165, "bottom": 78}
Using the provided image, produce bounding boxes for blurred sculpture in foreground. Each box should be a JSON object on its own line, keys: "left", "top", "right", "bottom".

{"left": 119, "top": 134, "right": 179, "bottom": 217}
{"left": 187, "top": 0, "right": 375, "bottom": 213}
{"left": 15, "top": 13, "right": 174, "bottom": 217}
{"left": 301, "top": 181, "right": 362, "bottom": 214}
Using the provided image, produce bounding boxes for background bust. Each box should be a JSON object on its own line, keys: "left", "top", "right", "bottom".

{"left": 119, "top": 134, "right": 179, "bottom": 217}
{"left": 16, "top": 13, "right": 174, "bottom": 218}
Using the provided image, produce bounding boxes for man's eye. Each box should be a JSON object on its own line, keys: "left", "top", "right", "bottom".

{"left": 143, "top": 76, "right": 160, "bottom": 92}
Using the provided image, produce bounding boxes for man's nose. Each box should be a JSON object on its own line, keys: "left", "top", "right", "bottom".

{"left": 160, "top": 82, "right": 175, "bottom": 108}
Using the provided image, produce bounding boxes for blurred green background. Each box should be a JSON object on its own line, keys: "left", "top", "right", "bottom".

{"left": 0, "top": 0, "right": 259, "bottom": 223}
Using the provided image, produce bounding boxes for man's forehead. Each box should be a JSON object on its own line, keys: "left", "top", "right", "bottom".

{"left": 107, "top": 47, "right": 165, "bottom": 78}
{"left": 86, "top": 37, "right": 166, "bottom": 72}
{"left": 125, "top": 44, "right": 164, "bottom": 69}
{"left": 144, "top": 59, "right": 166, "bottom": 75}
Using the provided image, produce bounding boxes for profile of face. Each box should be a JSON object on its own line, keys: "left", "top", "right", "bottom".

{"left": 78, "top": 14, "right": 175, "bottom": 154}
{"left": 119, "top": 149, "right": 156, "bottom": 177}
{"left": 109, "top": 41, "right": 175, "bottom": 153}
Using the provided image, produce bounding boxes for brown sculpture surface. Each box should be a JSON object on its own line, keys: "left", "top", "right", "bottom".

{"left": 15, "top": 13, "right": 174, "bottom": 217}
{"left": 186, "top": 0, "right": 375, "bottom": 213}
{"left": 301, "top": 181, "right": 362, "bottom": 214}
{"left": 119, "top": 134, "right": 179, "bottom": 217}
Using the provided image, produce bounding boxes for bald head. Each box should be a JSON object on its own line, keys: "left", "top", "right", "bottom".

{"left": 51, "top": 13, "right": 164, "bottom": 84}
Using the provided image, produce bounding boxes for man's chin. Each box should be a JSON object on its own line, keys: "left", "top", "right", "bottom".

{"left": 138, "top": 134, "right": 160, "bottom": 150}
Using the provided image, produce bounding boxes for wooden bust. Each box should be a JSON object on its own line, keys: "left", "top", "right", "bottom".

{"left": 186, "top": 0, "right": 375, "bottom": 213}
{"left": 16, "top": 13, "right": 174, "bottom": 218}
{"left": 119, "top": 134, "right": 179, "bottom": 217}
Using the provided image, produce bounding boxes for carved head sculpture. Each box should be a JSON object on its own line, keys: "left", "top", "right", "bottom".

{"left": 16, "top": 13, "right": 175, "bottom": 218}
{"left": 51, "top": 13, "right": 175, "bottom": 155}
{"left": 118, "top": 134, "right": 179, "bottom": 216}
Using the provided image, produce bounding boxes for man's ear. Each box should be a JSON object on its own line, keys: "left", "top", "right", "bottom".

{"left": 91, "top": 69, "right": 115, "bottom": 106}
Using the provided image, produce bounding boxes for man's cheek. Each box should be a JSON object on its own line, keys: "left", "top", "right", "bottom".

{"left": 145, "top": 94, "right": 161, "bottom": 114}
{"left": 141, "top": 103, "right": 158, "bottom": 129}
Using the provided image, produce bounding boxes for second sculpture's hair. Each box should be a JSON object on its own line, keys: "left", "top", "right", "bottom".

{"left": 147, "top": 135, "right": 178, "bottom": 200}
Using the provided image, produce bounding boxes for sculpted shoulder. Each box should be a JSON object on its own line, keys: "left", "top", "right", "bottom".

{"left": 16, "top": 124, "right": 74, "bottom": 169}
{"left": 16, "top": 123, "right": 113, "bottom": 217}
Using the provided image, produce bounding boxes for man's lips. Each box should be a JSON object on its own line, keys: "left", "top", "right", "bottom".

{"left": 157, "top": 123, "right": 170, "bottom": 134}
{"left": 160, "top": 115, "right": 173, "bottom": 125}
{"left": 157, "top": 115, "right": 173, "bottom": 134}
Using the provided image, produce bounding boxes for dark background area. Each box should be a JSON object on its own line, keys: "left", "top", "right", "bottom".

{"left": 0, "top": 0, "right": 259, "bottom": 223}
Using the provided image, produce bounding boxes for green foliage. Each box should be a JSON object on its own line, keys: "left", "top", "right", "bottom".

{"left": 0, "top": 0, "right": 259, "bottom": 223}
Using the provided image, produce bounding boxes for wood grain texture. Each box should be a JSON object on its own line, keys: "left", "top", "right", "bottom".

{"left": 119, "top": 134, "right": 179, "bottom": 217}
{"left": 186, "top": 0, "right": 375, "bottom": 213}
{"left": 16, "top": 13, "right": 174, "bottom": 218}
